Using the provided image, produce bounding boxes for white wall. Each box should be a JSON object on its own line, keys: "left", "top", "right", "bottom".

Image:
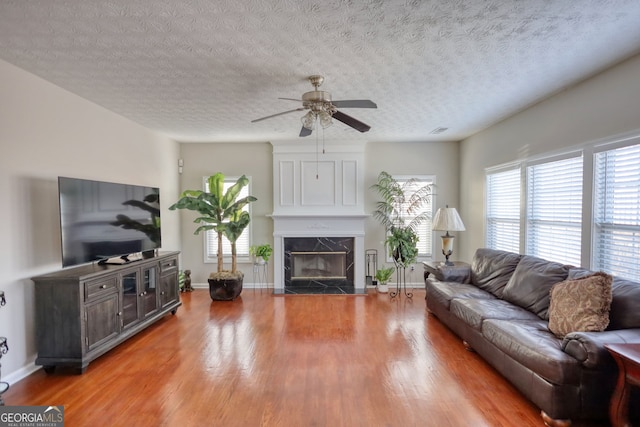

{"left": 459, "top": 53, "right": 640, "bottom": 261}
{"left": 178, "top": 142, "right": 274, "bottom": 284}
{"left": 364, "top": 141, "right": 461, "bottom": 272}
{"left": 177, "top": 140, "right": 461, "bottom": 287}
{"left": 0, "top": 59, "right": 181, "bottom": 383}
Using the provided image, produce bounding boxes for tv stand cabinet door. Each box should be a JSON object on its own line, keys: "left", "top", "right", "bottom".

{"left": 85, "top": 293, "right": 120, "bottom": 352}
{"left": 159, "top": 255, "right": 180, "bottom": 309}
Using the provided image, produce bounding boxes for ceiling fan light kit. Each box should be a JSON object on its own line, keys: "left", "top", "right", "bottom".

{"left": 252, "top": 75, "right": 377, "bottom": 137}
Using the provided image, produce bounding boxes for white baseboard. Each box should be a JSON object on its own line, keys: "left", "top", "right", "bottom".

{"left": 189, "top": 282, "right": 273, "bottom": 290}
{"left": 3, "top": 357, "right": 41, "bottom": 386}
{"left": 190, "top": 282, "right": 423, "bottom": 291}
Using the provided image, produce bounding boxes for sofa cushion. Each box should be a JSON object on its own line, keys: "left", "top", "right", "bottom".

{"left": 449, "top": 298, "right": 540, "bottom": 331}
{"left": 470, "top": 248, "right": 522, "bottom": 298}
{"left": 569, "top": 268, "right": 640, "bottom": 330}
{"left": 482, "top": 319, "right": 581, "bottom": 385}
{"left": 502, "top": 255, "right": 570, "bottom": 320}
{"left": 548, "top": 272, "right": 612, "bottom": 338}
{"left": 425, "top": 281, "right": 494, "bottom": 310}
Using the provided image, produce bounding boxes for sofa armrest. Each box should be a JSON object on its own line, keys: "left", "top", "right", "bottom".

{"left": 562, "top": 328, "right": 640, "bottom": 369}
{"left": 423, "top": 261, "right": 471, "bottom": 283}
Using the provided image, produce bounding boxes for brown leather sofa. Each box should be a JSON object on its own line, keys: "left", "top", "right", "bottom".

{"left": 425, "top": 248, "right": 640, "bottom": 426}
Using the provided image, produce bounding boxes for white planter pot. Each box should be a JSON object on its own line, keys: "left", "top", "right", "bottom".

{"left": 377, "top": 283, "right": 389, "bottom": 293}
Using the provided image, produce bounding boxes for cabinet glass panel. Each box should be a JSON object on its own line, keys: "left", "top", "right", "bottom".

{"left": 121, "top": 271, "right": 139, "bottom": 327}
{"left": 142, "top": 267, "right": 157, "bottom": 316}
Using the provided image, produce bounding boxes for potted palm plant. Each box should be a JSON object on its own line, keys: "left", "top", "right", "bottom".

{"left": 375, "top": 266, "right": 395, "bottom": 293}
{"left": 249, "top": 243, "right": 272, "bottom": 264}
{"left": 169, "top": 173, "right": 257, "bottom": 301}
{"left": 371, "top": 171, "right": 432, "bottom": 268}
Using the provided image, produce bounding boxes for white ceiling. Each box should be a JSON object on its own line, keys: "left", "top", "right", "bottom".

{"left": 1, "top": 0, "right": 640, "bottom": 143}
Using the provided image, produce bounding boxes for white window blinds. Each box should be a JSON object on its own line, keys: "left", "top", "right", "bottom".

{"left": 526, "top": 155, "right": 583, "bottom": 266}
{"left": 204, "top": 177, "right": 251, "bottom": 261}
{"left": 486, "top": 167, "right": 521, "bottom": 253}
{"left": 594, "top": 144, "right": 640, "bottom": 280}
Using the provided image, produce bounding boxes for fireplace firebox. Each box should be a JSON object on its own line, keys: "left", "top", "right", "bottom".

{"left": 284, "top": 237, "right": 354, "bottom": 293}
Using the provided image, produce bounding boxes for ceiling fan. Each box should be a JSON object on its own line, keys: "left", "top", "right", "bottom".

{"left": 251, "top": 75, "right": 377, "bottom": 137}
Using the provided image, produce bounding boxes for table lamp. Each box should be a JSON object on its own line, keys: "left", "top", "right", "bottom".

{"left": 432, "top": 205, "right": 465, "bottom": 266}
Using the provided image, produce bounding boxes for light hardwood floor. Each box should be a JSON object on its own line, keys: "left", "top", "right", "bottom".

{"left": 4, "top": 289, "right": 608, "bottom": 426}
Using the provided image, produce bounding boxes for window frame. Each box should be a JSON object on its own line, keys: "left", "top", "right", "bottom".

{"left": 592, "top": 141, "right": 640, "bottom": 280}
{"left": 484, "top": 132, "right": 640, "bottom": 281}
{"left": 485, "top": 163, "right": 522, "bottom": 253}
{"left": 524, "top": 152, "right": 584, "bottom": 266}
{"left": 386, "top": 174, "right": 436, "bottom": 262}
{"left": 202, "top": 175, "right": 252, "bottom": 264}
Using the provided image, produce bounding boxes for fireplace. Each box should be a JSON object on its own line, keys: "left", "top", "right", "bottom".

{"left": 284, "top": 237, "right": 354, "bottom": 293}
{"left": 270, "top": 141, "right": 367, "bottom": 294}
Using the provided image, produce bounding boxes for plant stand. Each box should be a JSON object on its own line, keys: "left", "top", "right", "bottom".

{"left": 253, "top": 262, "right": 268, "bottom": 289}
{"left": 390, "top": 264, "right": 413, "bottom": 299}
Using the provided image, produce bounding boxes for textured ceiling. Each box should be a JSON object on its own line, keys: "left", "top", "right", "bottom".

{"left": 1, "top": 0, "right": 640, "bottom": 143}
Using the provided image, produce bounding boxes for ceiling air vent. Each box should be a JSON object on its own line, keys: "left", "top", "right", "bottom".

{"left": 430, "top": 127, "right": 448, "bottom": 134}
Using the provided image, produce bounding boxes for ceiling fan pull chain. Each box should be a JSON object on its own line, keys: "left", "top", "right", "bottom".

{"left": 322, "top": 125, "right": 326, "bottom": 154}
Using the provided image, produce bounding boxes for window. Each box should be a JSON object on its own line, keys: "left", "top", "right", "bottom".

{"left": 393, "top": 175, "right": 434, "bottom": 259}
{"left": 594, "top": 144, "right": 640, "bottom": 280}
{"left": 203, "top": 176, "right": 251, "bottom": 263}
{"left": 486, "top": 167, "right": 521, "bottom": 253}
{"left": 526, "top": 155, "right": 583, "bottom": 266}
{"left": 485, "top": 135, "right": 640, "bottom": 279}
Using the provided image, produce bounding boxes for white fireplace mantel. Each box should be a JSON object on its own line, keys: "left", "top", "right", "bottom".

{"left": 271, "top": 214, "right": 368, "bottom": 293}
{"left": 270, "top": 141, "right": 368, "bottom": 293}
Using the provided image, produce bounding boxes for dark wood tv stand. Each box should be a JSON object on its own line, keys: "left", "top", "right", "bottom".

{"left": 31, "top": 251, "right": 181, "bottom": 374}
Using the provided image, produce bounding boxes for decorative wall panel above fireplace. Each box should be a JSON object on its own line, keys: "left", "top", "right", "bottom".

{"left": 271, "top": 141, "right": 365, "bottom": 215}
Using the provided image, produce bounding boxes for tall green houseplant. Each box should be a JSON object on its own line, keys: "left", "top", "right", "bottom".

{"left": 169, "top": 173, "right": 257, "bottom": 300}
{"left": 371, "top": 171, "right": 432, "bottom": 267}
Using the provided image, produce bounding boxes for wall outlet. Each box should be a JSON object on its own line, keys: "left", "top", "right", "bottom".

{"left": 410, "top": 265, "right": 415, "bottom": 271}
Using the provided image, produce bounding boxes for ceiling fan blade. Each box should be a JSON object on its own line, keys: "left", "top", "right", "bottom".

{"left": 332, "top": 110, "right": 371, "bottom": 133}
{"left": 299, "top": 126, "right": 312, "bottom": 137}
{"left": 332, "top": 100, "right": 377, "bottom": 109}
{"left": 278, "top": 97, "right": 302, "bottom": 102}
{"left": 251, "top": 108, "right": 304, "bottom": 123}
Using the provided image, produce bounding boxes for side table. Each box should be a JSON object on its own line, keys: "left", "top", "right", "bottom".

{"left": 604, "top": 343, "right": 640, "bottom": 427}
{"left": 423, "top": 261, "right": 471, "bottom": 283}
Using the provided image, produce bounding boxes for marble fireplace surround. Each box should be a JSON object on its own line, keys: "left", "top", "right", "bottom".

{"left": 272, "top": 215, "right": 366, "bottom": 294}
{"left": 270, "top": 141, "right": 367, "bottom": 294}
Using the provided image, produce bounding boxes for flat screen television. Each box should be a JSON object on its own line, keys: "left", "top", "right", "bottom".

{"left": 58, "top": 176, "right": 161, "bottom": 267}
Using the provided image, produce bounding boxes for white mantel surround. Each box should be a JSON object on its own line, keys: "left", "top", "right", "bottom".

{"left": 270, "top": 141, "right": 368, "bottom": 293}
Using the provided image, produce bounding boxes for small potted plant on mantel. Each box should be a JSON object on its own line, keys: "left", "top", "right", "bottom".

{"left": 169, "top": 173, "right": 257, "bottom": 301}
{"left": 250, "top": 243, "right": 272, "bottom": 265}
{"left": 375, "top": 266, "right": 395, "bottom": 293}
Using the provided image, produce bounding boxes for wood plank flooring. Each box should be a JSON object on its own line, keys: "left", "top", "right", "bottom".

{"left": 3, "top": 290, "right": 608, "bottom": 426}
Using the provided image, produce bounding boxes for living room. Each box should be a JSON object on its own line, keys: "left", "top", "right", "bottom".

{"left": 1, "top": 2, "right": 640, "bottom": 425}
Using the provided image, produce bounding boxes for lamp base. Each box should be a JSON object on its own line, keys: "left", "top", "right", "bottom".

{"left": 443, "top": 249, "right": 454, "bottom": 266}
{"left": 440, "top": 233, "right": 456, "bottom": 266}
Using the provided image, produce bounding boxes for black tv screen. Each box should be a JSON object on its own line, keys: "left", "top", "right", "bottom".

{"left": 58, "top": 177, "right": 161, "bottom": 267}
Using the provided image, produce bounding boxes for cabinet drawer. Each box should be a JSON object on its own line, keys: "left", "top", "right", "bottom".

{"left": 84, "top": 277, "right": 118, "bottom": 300}
{"left": 160, "top": 257, "right": 178, "bottom": 274}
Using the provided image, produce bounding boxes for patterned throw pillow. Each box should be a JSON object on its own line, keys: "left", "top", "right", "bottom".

{"left": 548, "top": 272, "right": 613, "bottom": 338}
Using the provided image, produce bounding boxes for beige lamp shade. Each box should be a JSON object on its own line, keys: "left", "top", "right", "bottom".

{"left": 432, "top": 206, "right": 465, "bottom": 266}
{"left": 432, "top": 206, "right": 466, "bottom": 232}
